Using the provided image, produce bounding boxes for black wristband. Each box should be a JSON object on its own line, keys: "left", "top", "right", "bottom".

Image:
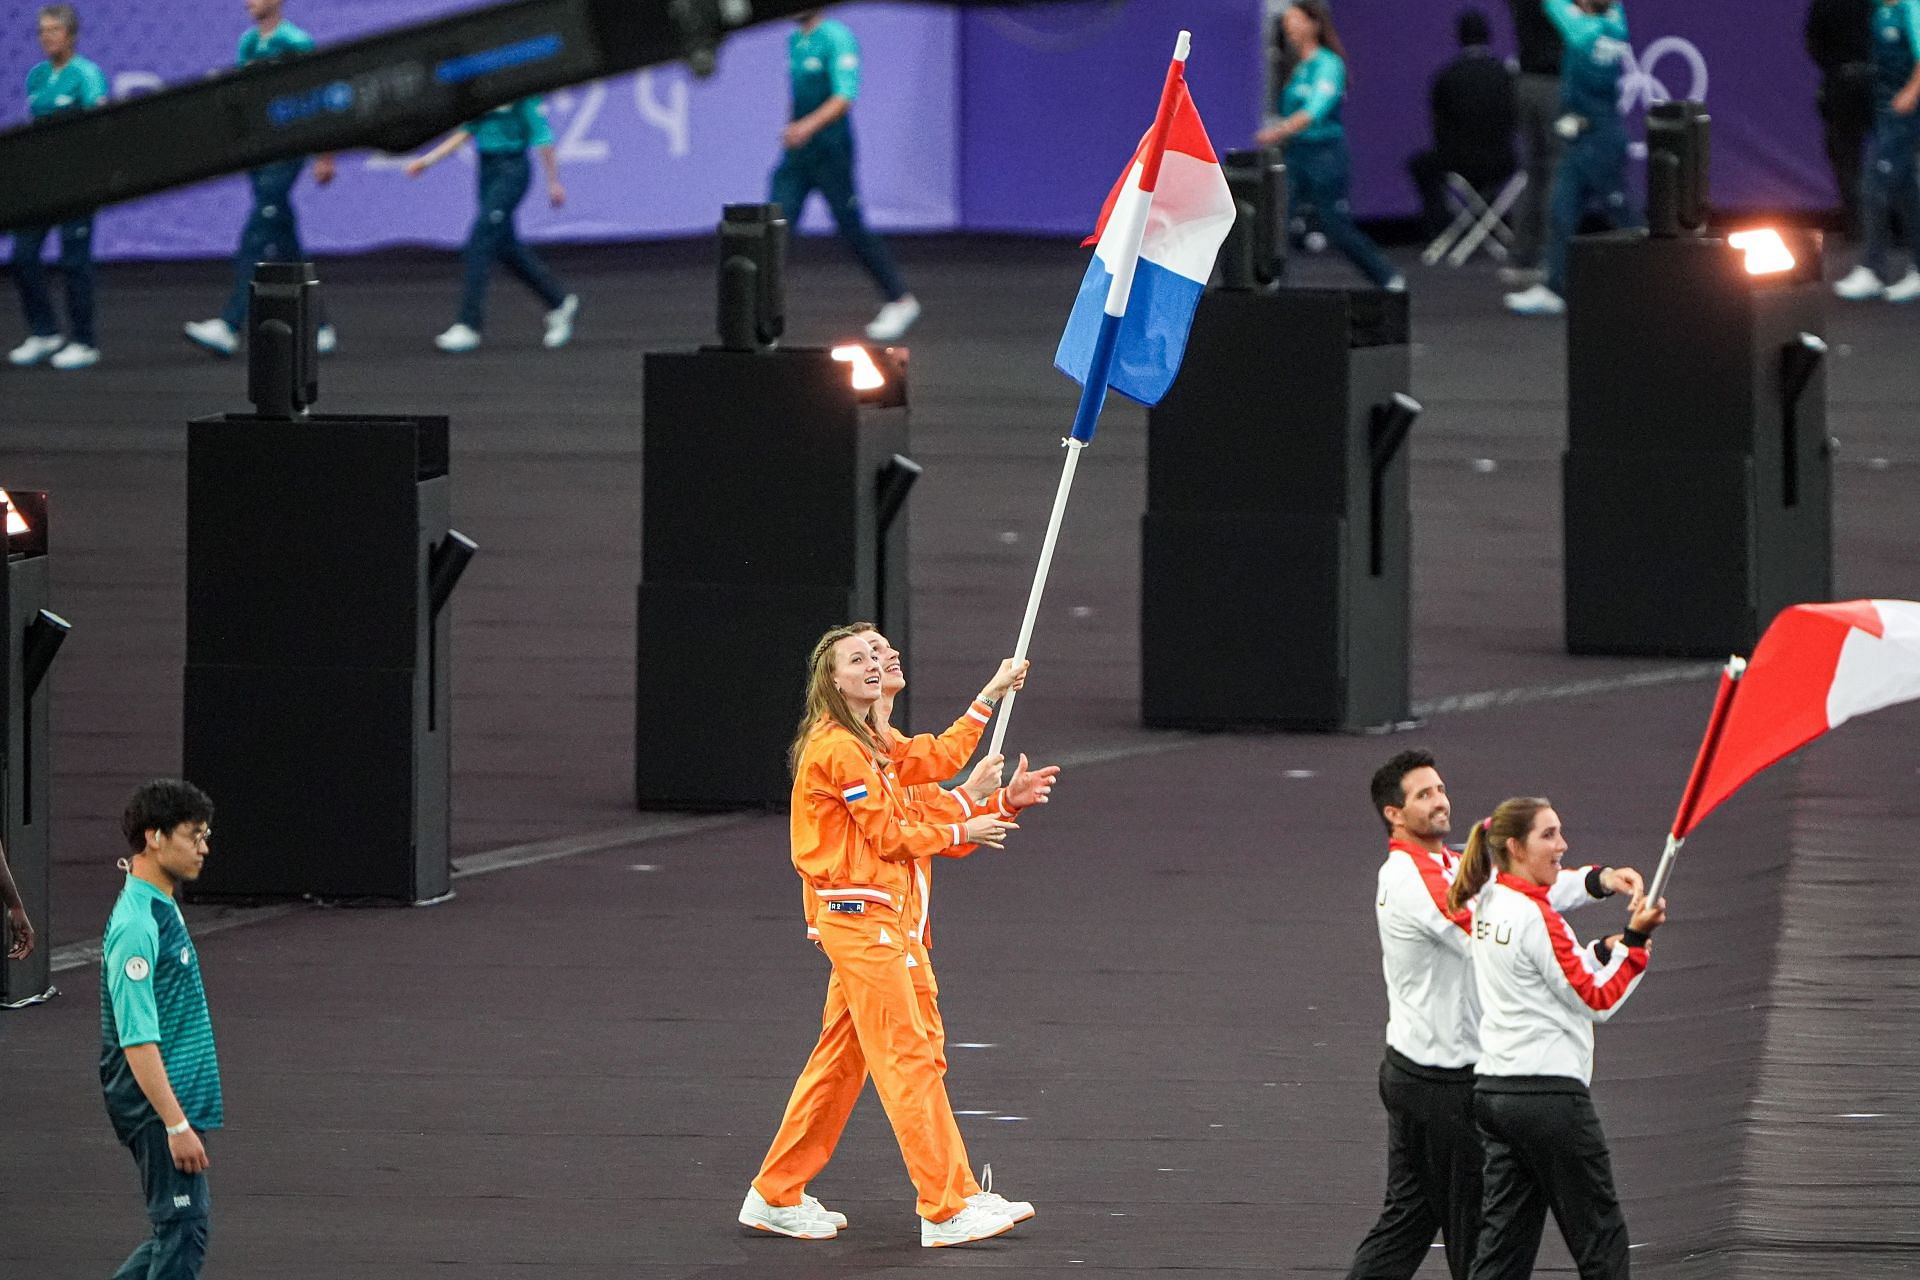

{"left": 1621, "top": 928, "right": 1650, "bottom": 950}
{"left": 1585, "top": 866, "right": 1612, "bottom": 899}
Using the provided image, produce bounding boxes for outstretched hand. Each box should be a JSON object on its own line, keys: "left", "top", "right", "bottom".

{"left": 1007, "top": 754, "right": 1061, "bottom": 809}
{"left": 962, "top": 814, "right": 1018, "bottom": 850}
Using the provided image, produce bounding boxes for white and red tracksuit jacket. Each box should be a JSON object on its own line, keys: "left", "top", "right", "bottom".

{"left": 1374, "top": 839, "right": 1610, "bottom": 1070}
{"left": 1470, "top": 871, "right": 1650, "bottom": 1085}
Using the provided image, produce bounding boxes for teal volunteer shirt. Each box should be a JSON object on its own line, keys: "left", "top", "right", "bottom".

{"left": 25, "top": 55, "right": 108, "bottom": 118}
{"left": 100, "top": 875, "right": 223, "bottom": 1144}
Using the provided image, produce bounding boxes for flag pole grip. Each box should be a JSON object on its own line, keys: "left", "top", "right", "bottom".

{"left": 988, "top": 439, "right": 1087, "bottom": 758}
{"left": 1645, "top": 832, "right": 1684, "bottom": 907}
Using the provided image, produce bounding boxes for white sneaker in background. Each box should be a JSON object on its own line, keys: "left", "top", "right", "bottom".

{"left": 183, "top": 318, "right": 238, "bottom": 356}
{"left": 737, "top": 1186, "right": 837, "bottom": 1239}
{"left": 1833, "top": 265, "right": 1886, "bottom": 300}
{"left": 316, "top": 324, "right": 338, "bottom": 355}
{"left": 920, "top": 1203, "right": 1015, "bottom": 1248}
{"left": 434, "top": 323, "right": 482, "bottom": 353}
{"left": 543, "top": 294, "right": 579, "bottom": 349}
{"left": 1882, "top": 269, "right": 1920, "bottom": 303}
{"left": 1384, "top": 275, "right": 1408, "bottom": 293}
{"left": 800, "top": 1192, "right": 848, "bottom": 1229}
{"left": 865, "top": 294, "right": 921, "bottom": 341}
{"left": 1503, "top": 283, "right": 1565, "bottom": 316}
{"left": 7, "top": 334, "right": 64, "bottom": 366}
{"left": 49, "top": 343, "right": 100, "bottom": 369}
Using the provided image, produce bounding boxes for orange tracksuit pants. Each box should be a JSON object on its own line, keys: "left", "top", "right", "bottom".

{"left": 752, "top": 904, "right": 977, "bottom": 1221}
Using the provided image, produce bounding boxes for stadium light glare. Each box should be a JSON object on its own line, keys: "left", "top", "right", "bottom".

{"left": 1728, "top": 229, "right": 1795, "bottom": 276}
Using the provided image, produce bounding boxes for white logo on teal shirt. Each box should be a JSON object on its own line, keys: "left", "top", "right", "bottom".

{"left": 124, "top": 956, "right": 150, "bottom": 981}
{"left": 180, "top": 947, "right": 192, "bottom": 966}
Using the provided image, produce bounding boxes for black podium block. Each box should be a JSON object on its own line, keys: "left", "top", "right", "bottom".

{"left": 1143, "top": 288, "right": 1413, "bottom": 731}
{"left": 1, "top": 492, "right": 65, "bottom": 1005}
{"left": 184, "top": 416, "right": 467, "bottom": 902}
{"left": 637, "top": 347, "right": 911, "bottom": 809}
{"left": 1565, "top": 231, "right": 1830, "bottom": 656}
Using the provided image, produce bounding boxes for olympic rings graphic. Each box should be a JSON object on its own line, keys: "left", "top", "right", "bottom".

{"left": 1616, "top": 35, "right": 1710, "bottom": 114}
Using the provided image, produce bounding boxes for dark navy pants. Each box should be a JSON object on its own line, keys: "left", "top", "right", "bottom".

{"left": 1345, "top": 1052, "right": 1482, "bottom": 1280}
{"left": 770, "top": 132, "right": 908, "bottom": 302}
{"left": 1285, "top": 135, "right": 1398, "bottom": 287}
{"left": 113, "top": 1122, "right": 211, "bottom": 1280}
{"left": 222, "top": 159, "right": 311, "bottom": 329}
{"left": 1469, "top": 1082, "right": 1629, "bottom": 1280}
{"left": 11, "top": 217, "right": 96, "bottom": 345}
{"left": 459, "top": 152, "right": 569, "bottom": 331}
{"left": 1861, "top": 110, "right": 1920, "bottom": 280}
{"left": 1545, "top": 123, "right": 1633, "bottom": 298}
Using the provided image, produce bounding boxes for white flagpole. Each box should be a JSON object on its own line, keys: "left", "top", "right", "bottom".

{"left": 987, "top": 31, "right": 1191, "bottom": 759}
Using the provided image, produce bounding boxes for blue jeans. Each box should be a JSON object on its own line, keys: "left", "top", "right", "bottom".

{"left": 222, "top": 159, "right": 313, "bottom": 329}
{"left": 11, "top": 217, "right": 96, "bottom": 345}
{"left": 112, "top": 1121, "right": 210, "bottom": 1280}
{"left": 459, "top": 152, "right": 569, "bottom": 331}
{"left": 1284, "top": 136, "right": 1398, "bottom": 288}
{"left": 1861, "top": 111, "right": 1920, "bottom": 280}
{"left": 770, "top": 132, "right": 908, "bottom": 302}
{"left": 1545, "top": 123, "right": 1634, "bottom": 298}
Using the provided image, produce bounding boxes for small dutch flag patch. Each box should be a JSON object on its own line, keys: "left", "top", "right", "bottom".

{"left": 842, "top": 782, "right": 869, "bottom": 803}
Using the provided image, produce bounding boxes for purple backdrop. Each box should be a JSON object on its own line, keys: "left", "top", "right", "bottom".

{"left": 0, "top": 0, "right": 1830, "bottom": 260}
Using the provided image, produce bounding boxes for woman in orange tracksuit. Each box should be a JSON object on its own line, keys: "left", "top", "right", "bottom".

{"left": 748, "top": 625, "right": 1057, "bottom": 1239}
{"left": 740, "top": 625, "right": 1025, "bottom": 1248}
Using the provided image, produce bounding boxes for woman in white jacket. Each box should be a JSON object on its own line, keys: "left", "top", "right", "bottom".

{"left": 1449, "top": 796, "right": 1665, "bottom": 1280}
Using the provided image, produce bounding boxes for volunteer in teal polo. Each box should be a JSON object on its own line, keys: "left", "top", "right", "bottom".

{"left": 1835, "top": 0, "right": 1920, "bottom": 300}
{"left": 101, "top": 780, "right": 222, "bottom": 1280}
{"left": 771, "top": 10, "right": 920, "bottom": 341}
{"left": 405, "top": 96, "right": 579, "bottom": 353}
{"left": 183, "top": 0, "right": 335, "bottom": 357}
{"left": 1255, "top": 1, "right": 1404, "bottom": 291}
{"left": 7, "top": 4, "right": 109, "bottom": 371}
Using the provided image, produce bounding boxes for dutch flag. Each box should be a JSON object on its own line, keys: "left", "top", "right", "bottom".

{"left": 1054, "top": 38, "right": 1234, "bottom": 426}
{"left": 841, "top": 782, "right": 869, "bottom": 804}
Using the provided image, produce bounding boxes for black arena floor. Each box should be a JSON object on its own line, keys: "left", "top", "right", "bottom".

{"left": 1, "top": 237, "right": 1916, "bottom": 1276}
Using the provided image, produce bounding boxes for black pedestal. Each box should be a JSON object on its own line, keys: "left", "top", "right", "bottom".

{"left": 1565, "top": 231, "right": 1831, "bottom": 656}
{"left": 183, "top": 416, "right": 468, "bottom": 903}
{"left": 1142, "top": 288, "right": 1413, "bottom": 731}
{"left": 637, "top": 347, "right": 911, "bottom": 809}
{"left": 1, "top": 492, "right": 64, "bottom": 1005}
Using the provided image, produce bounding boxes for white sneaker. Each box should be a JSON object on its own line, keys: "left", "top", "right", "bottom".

{"left": 738, "top": 1186, "right": 837, "bottom": 1240}
{"left": 1834, "top": 265, "right": 1886, "bottom": 300}
{"left": 49, "top": 343, "right": 100, "bottom": 369}
{"left": 1305, "top": 230, "right": 1329, "bottom": 253}
{"left": 800, "top": 1192, "right": 848, "bottom": 1229}
{"left": 921, "top": 1203, "right": 1015, "bottom": 1248}
{"left": 184, "top": 317, "right": 238, "bottom": 356}
{"left": 1384, "top": 275, "right": 1407, "bottom": 293}
{"left": 316, "top": 324, "right": 337, "bottom": 355}
{"left": 968, "top": 1164, "right": 1035, "bottom": 1223}
{"left": 434, "top": 323, "right": 481, "bottom": 353}
{"left": 7, "top": 334, "right": 64, "bottom": 367}
{"left": 865, "top": 294, "right": 920, "bottom": 342}
{"left": 1503, "top": 283, "right": 1565, "bottom": 316}
{"left": 543, "top": 294, "right": 579, "bottom": 349}
{"left": 1883, "top": 269, "right": 1920, "bottom": 303}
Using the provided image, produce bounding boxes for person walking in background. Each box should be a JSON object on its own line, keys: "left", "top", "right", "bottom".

{"left": 1504, "top": 0, "right": 1633, "bottom": 317}
{"left": 102, "top": 780, "right": 222, "bottom": 1280}
{"left": 183, "top": 0, "right": 335, "bottom": 358}
{"left": 1807, "top": 0, "right": 1878, "bottom": 242}
{"left": 773, "top": 9, "right": 921, "bottom": 341}
{"left": 1503, "top": 0, "right": 1565, "bottom": 287}
{"left": 1256, "top": 0, "right": 1405, "bottom": 291}
{"left": 405, "top": 96, "right": 579, "bottom": 353}
{"left": 7, "top": 4, "right": 109, "bottom": 370}
{"left": 1833, "top": 0, "right": 1920, "bottom": 301}
{"left": 1407, "top": 9, "right": 1518, "bottom": 242}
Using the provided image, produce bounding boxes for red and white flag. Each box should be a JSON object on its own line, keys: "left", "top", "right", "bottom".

{"left": 1673, "top": 599, "right": 1920, "bottom": 837}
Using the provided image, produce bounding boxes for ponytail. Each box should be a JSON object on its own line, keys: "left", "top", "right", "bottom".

{"left": 1446, "top": 796, "right": 1553, "bottom": 916}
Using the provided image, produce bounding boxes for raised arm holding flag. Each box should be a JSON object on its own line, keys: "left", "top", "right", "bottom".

{"left": 987, "top": 31, "right": 1235, "bottom": 758}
